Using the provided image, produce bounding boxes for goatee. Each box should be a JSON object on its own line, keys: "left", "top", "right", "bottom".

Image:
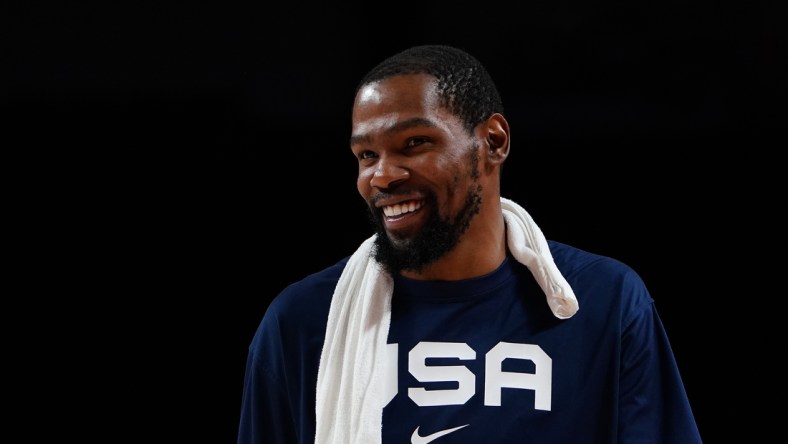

{"left": 367, "top": 186, "right": 482, "bottom": 275}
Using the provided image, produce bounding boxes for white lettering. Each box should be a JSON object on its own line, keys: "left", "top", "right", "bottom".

{"left": 384, "top": 343, "right": 398, "bottom": 406}
{"left": 383, "top": 341, "right": 554, "bottom": 410}
{"left": 408, "top": 342, "right": 475, "bottom": 406}
{"left": 485, "top": 342, "right": 551, "bottom": 410}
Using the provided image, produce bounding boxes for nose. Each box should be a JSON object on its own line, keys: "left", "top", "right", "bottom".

{"left": 369, "top": 157, "right": 409, "bottom": 190}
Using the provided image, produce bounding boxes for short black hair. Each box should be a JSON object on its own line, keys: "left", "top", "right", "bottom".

{"left": 356, "top": 44, "right": 504, "bottom": 133}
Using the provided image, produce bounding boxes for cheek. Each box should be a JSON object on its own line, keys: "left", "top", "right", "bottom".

{"left": 357, "top": 169, "right": 372, "bottom": 195}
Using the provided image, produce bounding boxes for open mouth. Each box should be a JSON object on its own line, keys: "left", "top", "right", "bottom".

{"left": 382, "top": 200, "right": 424, "bottom": 218}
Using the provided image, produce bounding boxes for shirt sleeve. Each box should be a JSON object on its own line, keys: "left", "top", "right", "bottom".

{"left": 618, "top": 296, "right": 703, "bottom": 443}
{"left": 236, "top": 326, "right": 299, "bottom": 444}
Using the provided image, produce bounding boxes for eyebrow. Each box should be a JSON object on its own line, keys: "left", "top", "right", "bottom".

{"left": 349, "top": 117, "right": 437, "bottom": 146}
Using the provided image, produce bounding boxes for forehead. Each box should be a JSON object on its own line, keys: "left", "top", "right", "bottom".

{"left": 352, "top": 74, "right": 441, "bottom": 119}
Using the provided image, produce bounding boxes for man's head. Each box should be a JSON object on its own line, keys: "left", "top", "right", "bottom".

{"left": 350, "top": 45, "right": 510, "bottom": 277}
{"left": 355, "top": 45, "right": 504, "bottom": 134}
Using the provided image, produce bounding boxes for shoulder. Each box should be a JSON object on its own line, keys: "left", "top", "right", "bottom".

{"left": 243, "top": 256, "right": 351, "bottom": 391}
{"left": 548, "top": 240, "right": 653, "bottom": 317}
{"left": 246, "top": 256, "right": 349, "bottom": 362}
{"left": 549, "top": 240, "right": 627, "bottom": 276}
{"left": 265, "top": 255, "right": 350, "bottom": 321}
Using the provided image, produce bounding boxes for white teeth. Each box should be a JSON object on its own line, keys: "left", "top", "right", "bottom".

{"left": 383, "top": 200, "right": 422, "bottom": 217}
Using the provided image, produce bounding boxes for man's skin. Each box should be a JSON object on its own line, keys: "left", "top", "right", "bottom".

{"left": 350, "top": 73, "right": 512, "bottom": 281}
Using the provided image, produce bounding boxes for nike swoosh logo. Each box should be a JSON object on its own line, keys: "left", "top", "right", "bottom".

{"left": 411, "top": 424, "right": 469, "bottom": 444}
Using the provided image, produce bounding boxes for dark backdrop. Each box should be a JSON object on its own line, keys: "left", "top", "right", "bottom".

{"left": 8, "top": 1, "right": 782, "bottom": 442}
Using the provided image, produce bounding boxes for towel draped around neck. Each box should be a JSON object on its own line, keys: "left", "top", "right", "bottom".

{"left": 314, "top": 197, "right": 578, "bottom": 444}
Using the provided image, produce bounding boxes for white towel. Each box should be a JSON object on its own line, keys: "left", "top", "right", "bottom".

{"left": 314, "top": 197, "right": 578, "bottom": 444}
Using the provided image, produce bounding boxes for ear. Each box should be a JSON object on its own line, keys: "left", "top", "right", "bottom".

{"left": 484, "top": 113, "right": 510, "bottom": 166}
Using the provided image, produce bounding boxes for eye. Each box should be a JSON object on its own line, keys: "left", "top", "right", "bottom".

{"left": 358, "top": 150, "right": 378, "bottom": 160}
{"left": 406, "top": 136, "right": 428, "bottom": 148}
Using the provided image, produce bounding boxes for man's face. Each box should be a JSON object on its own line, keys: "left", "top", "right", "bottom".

{"left": 350, "top": 74, "right": 483, "bottom": 275}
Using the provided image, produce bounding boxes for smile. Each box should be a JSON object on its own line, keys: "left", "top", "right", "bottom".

{"left": 383, "top": 200, "right": 423, "bottom": 217}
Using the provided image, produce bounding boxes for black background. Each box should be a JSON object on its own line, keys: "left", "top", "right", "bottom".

{"left": 7, "top": 1, "right": 783, "bottom": 442}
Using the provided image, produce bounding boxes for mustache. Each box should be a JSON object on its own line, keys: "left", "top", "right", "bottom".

{"left": 368, "top": 189, "right": 422, "bottom": 207}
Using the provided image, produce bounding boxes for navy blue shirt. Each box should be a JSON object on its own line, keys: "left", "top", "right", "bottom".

{"left": 237, "top": 241, "right": 701, "bottom": 443}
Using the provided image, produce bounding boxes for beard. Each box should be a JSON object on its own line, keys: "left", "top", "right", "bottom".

{"left": 367, "top": 184, "right": 482, "bottom": 275}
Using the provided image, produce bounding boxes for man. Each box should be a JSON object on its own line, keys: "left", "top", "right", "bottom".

{"left": 237, "top": 44, "right": 701, "bottom": 443}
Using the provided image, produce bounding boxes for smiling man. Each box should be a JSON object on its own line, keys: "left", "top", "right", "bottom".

{"left": 237, "top": 44, "right": 702, "bottom": 444}
{"left": 352, "top": 72, "right": 494, "bottom": 279}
